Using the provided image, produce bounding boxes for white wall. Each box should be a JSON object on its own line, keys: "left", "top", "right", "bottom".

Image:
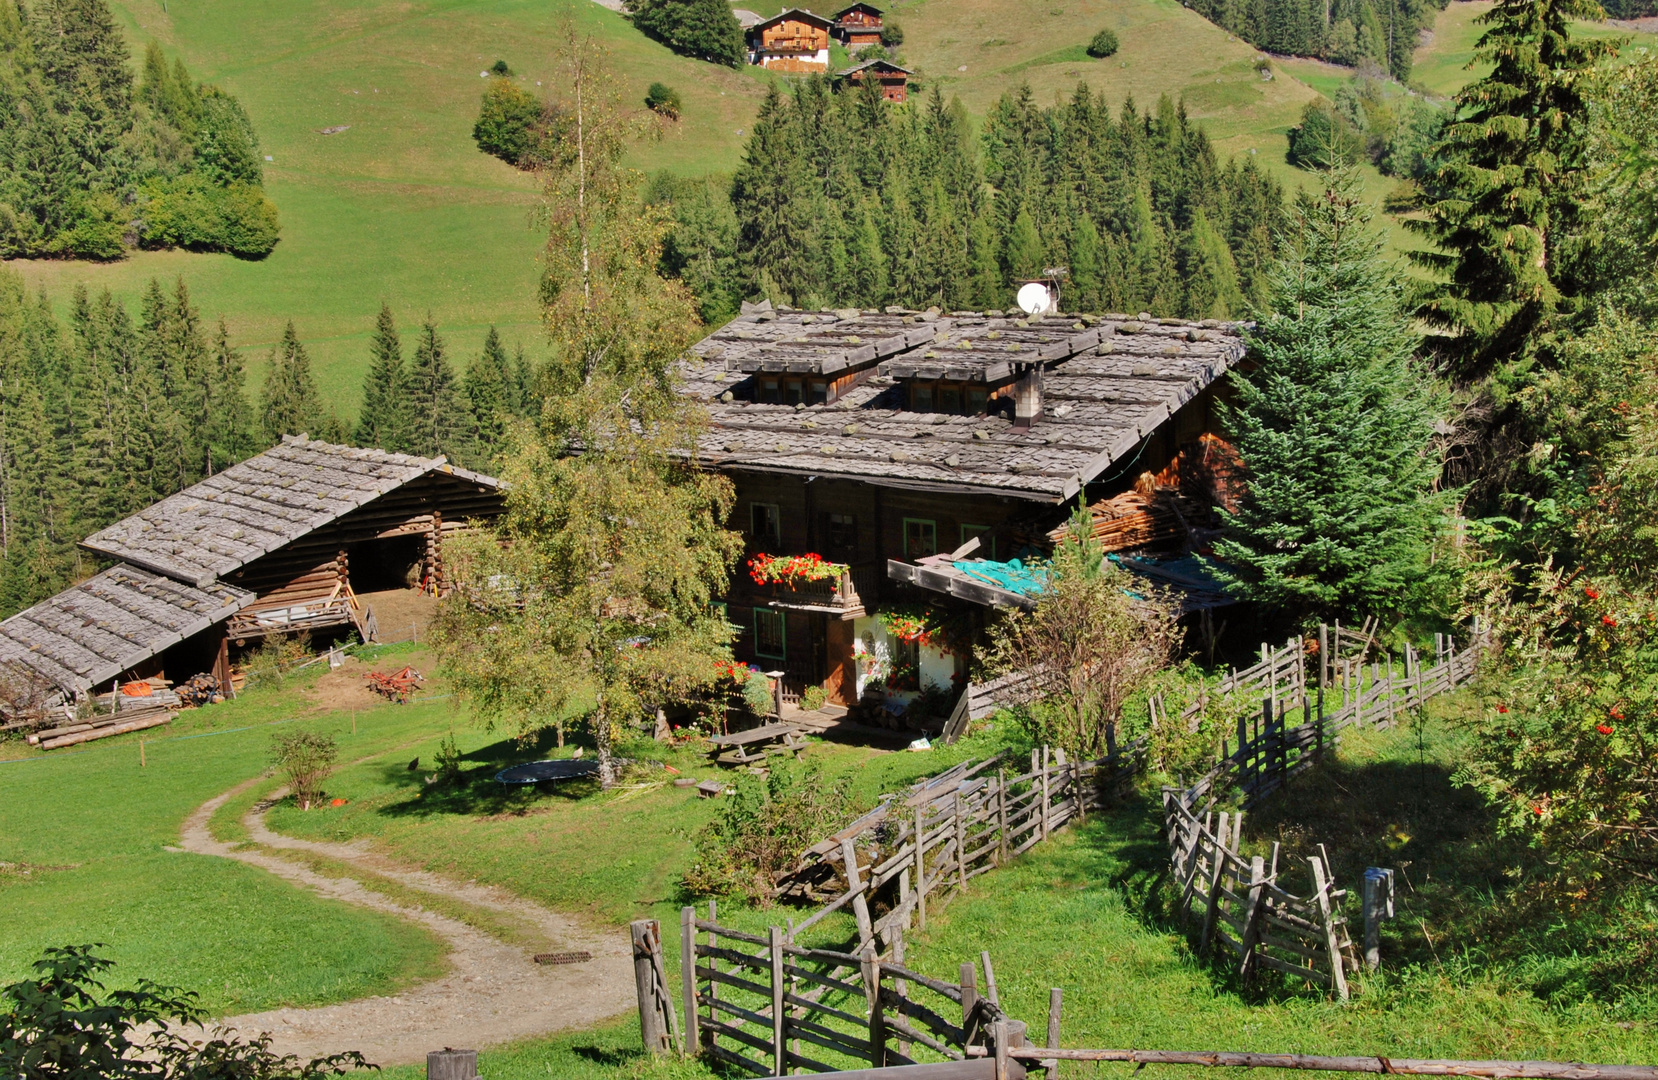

{"left": 852, "top": 616, "right": 955, "bottom": 709}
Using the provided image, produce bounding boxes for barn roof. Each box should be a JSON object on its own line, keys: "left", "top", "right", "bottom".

{"left": 834, "top": 2, "right": 883, "bottom": 15}
{"left": 0, "top": 565, "right": 253, "bottom": 694}
{"left": 837, "top": 59, "right": 912, "bottom": 76}
{"left": 678, "top": 306, "right": 1248, "bottom": 502}
{"left": 79, "top": 435, "right": 501, "bottom": 589}
{"left": 753, "top": 7, "right": 836, "bottom": 29}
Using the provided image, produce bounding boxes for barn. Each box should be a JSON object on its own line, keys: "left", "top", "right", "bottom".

{"left": 0, "top": 436, "right": 503, "bottom": 703}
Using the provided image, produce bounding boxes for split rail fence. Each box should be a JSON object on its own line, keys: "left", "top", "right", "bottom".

{"left": 1159, "top": 621, "right": 1488, "bottom": 997}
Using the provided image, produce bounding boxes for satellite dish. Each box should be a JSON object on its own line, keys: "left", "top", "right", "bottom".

{"left": 1016, "top": 281, "right": 1052, "bottom": 315}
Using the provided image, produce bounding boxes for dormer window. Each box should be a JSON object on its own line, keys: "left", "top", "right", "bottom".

{"left": 939, "top": 385, "right": 962, "bottom": 414}
{"left": 967, "top": 387, "right": 988, "bottom": 415}
{"left": 784, "top": 381, "right": 804, "bottom": 406}
{"left": 760, "top": 378, "right": 781, "bottom": 404}
{"left": 912, "top": 384, "right": 934, "bottom": 412}
{"left": 809, "top": 379, "right": 829, "bottom": 405}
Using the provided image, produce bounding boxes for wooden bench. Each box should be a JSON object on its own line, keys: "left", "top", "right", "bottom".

{"left": 706, "top": 722, "right": 809, "bottom": 767}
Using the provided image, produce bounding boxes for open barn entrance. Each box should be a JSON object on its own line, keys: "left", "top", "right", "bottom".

{"left": 347, "top": 535, "right": 426, "bottom": 593}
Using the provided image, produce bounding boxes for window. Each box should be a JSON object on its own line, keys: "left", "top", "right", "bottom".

{"left": 826, "top": 512, "right": 858, "bottom": 558}
{"left": 784, "top": 380, "right": 804, "bottom": 406}
{"left": 754, "top": 608, "right": 787, "bottom": 659}
{"left": 760, "top": 378, "right": 782, "bottom": 404}
{"left": 967, "top": 387, "right": 988, "bottom": 415}
{"left": 751, "top": 503, "right": 782, "bottom": 546}
{"left": 904, "top": 518, "right": 936, "bottom": 559}
{"left": 808, "top": 380, "right": 829, "bottom": 405}
{"left": 960, "top": 524, "right": 994, "bottom": 560}
{"left": 912, "top": 383, "right": 934, "bottom": 412}
{"left": 939, "top": 385, "right": 962, "bottom": 414}
{"left": 891, "top": 635, "right": 920, "bottom": 690}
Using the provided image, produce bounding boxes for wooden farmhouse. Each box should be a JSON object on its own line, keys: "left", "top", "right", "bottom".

{"left": 837, "top": 58, "right": 910, "bottom": 102}
{"left": 748, "top": 8, "right": 835, "bottom": 72}
{"left": 677, "top": 304, "right": 1247, "bottom": 721}
{"left": 833, "top": 2, "right": 885, "bottom": 45}
{"left": 0, "top": 436, "right": 503, "bottom": 702}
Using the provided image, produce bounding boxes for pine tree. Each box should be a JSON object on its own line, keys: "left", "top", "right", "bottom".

{"left": 1216, "top": 173, "right": 1450, "bottom": 619}
{"left": 260, "top": 322, "right": 322, "bottom": 442}
{"left": 1405, "top": 0, "right": 1611, "bottom": 379}
{"left": 1004, "top": 208, "right": 1044, "bottom": 281}
{"left": 732, "top": 86, "right": 810, "bottom": 305}
{"left": 204, "top": 317, "right": 255, "bottom": 472}
{"left": 403, "top": 317, "right": 471, "bottom": 462}
{"left": 354, "top": 303, "right": 408, "bottom": 451}
{"left": 466, "top": 325, "right": 512, "bottom": 461}
{"left": 1068, "top": 215, "right": 1104, "bottom": 312}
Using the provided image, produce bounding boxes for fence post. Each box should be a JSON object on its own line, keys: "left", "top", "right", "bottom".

{"left": 769, "top": 926, "right": 786, "bottom": 1076}
{"left": 961, "top": 961, "right": 979, "bottom": 1046}
{"left": 1199, "top": 814, "right": 1227, "bottom": 954}
{"left": 997, "top": 767, "right": 1009, "bottom": 863}
{"left": 893, "top": 930, "right": 911, "bottom": 1059}
{"left": 631, "top": 919, "right": 670, "bottom": 1055}
{"left": 955, "top": 795, "right": 968, "bottom": 892}
{"left": 993, "top": 1019, "right": 1010, "bottom": 1080}
{"left": 861, "top": 943, "right": 886, "bottom": 1068}
{"left": 1236, "top": 856, "right": 1267, "bottom": 982}
{"left": 1040, "top": 746, "right": 1051, "bottom": 841}
{"left": 914, "top": 804, "right": 928, "bottom": 929}
{"left": 1363, "top": 866, "right": 1394, "bottom": 972}
{"left": 1044, "top": 987, "right": 1063, "bottom": 1077}
{"left": 680, "top": 906, "right": 699, "bottom": 1053}
{"left": 1308, "top": 855, "right": 1350, "bottom": 1001}
{"left": 841, "top": 836, "right": 875, "bottom": 949}
{"left": 1319, "top": 623, "right": 1329, "bottom": 689}
{"left": 706, "top": 900, "right": 719, "bottom": 1051}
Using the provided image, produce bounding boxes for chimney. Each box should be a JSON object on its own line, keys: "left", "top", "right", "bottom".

{"left": 1012, "top": 362, "right": 1043, "bottom": 430}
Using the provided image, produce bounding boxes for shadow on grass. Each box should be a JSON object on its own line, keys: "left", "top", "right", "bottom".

{"left": 368, "top": 727, "right": 609, "bottom": 819}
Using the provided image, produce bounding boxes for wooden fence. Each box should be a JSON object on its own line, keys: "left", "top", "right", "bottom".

{"left": 667, "top": 909, "right": 1033, "bottom": 1079}
{"left": 1158, "top": 621, "right": 1488, "bottom": 996}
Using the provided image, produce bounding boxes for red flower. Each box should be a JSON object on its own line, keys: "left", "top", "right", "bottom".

{"left": 1497, "top": 705, "right": 1509, "bottom": 714}
{"left": 1533, "top": 805, "right": 1544, "bottom": 816}
{"left": 1597, "top": 724, "right": 1614, "bottom": 736}
{"left": 1603, "top": 615, "right": 1618, "bottom": 627}
{"left": 1609, "top": 706, "right": 1625, "bottom": 720}
{"left": 1584, "top": 587, "right": 1600, "bottom": 600}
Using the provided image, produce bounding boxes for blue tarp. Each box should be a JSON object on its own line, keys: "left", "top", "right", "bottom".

{"left": 954, "top": 558, "right": 1051, "bottom": 597}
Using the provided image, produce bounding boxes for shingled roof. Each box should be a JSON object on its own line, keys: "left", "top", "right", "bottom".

{"left": 79, "top": 436, "right": 501, "bottom": 589}
{"left": 679, "top": 307, "right": 1248, "bottom": 501}
{"left": 0, "top": 566, "right": 253, "bottom": 694}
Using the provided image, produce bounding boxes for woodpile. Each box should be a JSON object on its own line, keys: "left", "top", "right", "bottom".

{"left": 1049, "top": 485, "right": 1212, "bottom": 553}
{"left": 29, "top": 704, "right": 174, "bottom": 749}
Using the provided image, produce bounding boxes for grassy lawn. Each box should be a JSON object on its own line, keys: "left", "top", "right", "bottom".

{"left": 0, "top": 663, "right": 459, "bottom": 1016}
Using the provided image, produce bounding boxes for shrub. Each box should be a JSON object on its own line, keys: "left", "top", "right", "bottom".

{"left": 269, "top": 730, "right": 338, "bottom": 810}
{"left": 880, "top": 18, "right": 904, "bottom": 46}
{"left": 800, "top": 684, "right": 827, "bottom": 711}
{"left": 683, "top": 762, "right": 852, "bottom": 901}
{"left": 645, "top": 82, "right": 683, "bottom": 120}
{"left": 473, "top": 79, "right": 545, "bottom": 166}
{"left": 241, "top": 632, "right": 310, "bottom": 689}
{"left": 1086, "top": 28, "right": 1119, "bottom": 57}
{"left": 490, "top": 58, "right": 511, "bottom": 76}
{"left": 0, "top": 944, "right": 372, "bottom": 1078}
{"left": 629, "top": 0, "right": 746, "bottom": 66}
{"left": 1285, "top": 100, "right": 1364, "bottom": 170}
{"left": 141, "top": 175, "right": 280, "bottom": 258}
{"left": 743, "top": 672, "right": 774, "bottom": 716}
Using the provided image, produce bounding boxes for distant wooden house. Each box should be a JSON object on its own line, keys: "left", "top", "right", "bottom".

{"left": 833, "top": 2, "right": 884, "bottom": 45}
{"left": 837, "top": 58, "right": 910, "bottom": 102}
{"left": 748, "top": 8, "right": 834, "bottom": 72}
{"left": 0, "top": 436, "right": 503, "bottom": 701}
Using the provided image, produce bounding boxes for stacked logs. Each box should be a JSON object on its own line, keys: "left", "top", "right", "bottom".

{"left": 1049, "top": 486, "right": 1211, "bottom": 553}
{"left": 29, "top": 704, "right": 174, "bottom": 749}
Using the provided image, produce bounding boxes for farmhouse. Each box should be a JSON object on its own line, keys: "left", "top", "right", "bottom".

{"left": 836, "top": 58, "right": 911, "bottom": 102}
{"left": 748, "top": 8, "right": 834, "bottom": 71}
{"left": 832, "top": 2, "right": 885, "bottom": 45}
{"left": 0, "top": 436, "right": 503, "bottom": 701}
{"left": 678, "top": 304, "right": 1246, "bottom": 717}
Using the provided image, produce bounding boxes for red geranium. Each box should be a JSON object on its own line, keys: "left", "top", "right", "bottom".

{"left": 1497, "top": 705, "right": 1509, "bottom": 714}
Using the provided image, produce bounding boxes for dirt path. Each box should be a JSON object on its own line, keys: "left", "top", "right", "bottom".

{"left": 176, "top": 780, "right": 634, "bottom": 1066}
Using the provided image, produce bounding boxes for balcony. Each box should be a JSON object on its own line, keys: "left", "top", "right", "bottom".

{"left": 760, "top": 563, "right": 879, "bottom": 618}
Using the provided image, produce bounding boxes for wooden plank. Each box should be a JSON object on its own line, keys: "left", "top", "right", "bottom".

{"left": 694, "top": 964, "right": 772, "bottom": 1000}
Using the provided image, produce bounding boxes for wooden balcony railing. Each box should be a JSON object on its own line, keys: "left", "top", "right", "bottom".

{"left": 761, "top": 563, "right": 878, "bottom": 614}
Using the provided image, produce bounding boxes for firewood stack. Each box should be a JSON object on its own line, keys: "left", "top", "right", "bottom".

{"left": 1046, "top": 435, "right": 1245, "bottom": 554}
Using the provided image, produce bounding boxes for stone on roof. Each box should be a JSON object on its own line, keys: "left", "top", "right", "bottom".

{"left": 0, "top": 565, "right": 254, "bottom": 694}
{"left": 677, "top": 307, "right": 1249, "bottom": 502}
{"left": 79, "top": 435, "right": 501, "bottom": 588}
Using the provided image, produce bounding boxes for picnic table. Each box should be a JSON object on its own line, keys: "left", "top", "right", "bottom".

{"left": 706, "top": 722, "right": 809, "bottom": 767}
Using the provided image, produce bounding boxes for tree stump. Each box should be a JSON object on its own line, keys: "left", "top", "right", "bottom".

{"left": 427, "top": 1048, "right": 477, "bottom": 1080}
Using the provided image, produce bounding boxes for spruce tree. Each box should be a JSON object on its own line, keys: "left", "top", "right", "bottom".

{"left": 1216, "top": 173, "right": 1450, "bottom": 620}
{"left": 1406, "top": 0, "right": 1611, "bottom": 379}
{"left": 1004, "top": 209, "right": 1044, "bottom": 281}
{"left": 260, "top": 322, "right": 322, "bottom": 442}
{"left": 732, "top": 86, "right": 809, "bottom": 304}
{"left": 354, "top": 303, "right": 408, "bottom": 451}
{"left": 1068, "top": 216, "right": 1104, "bottom": 313}
{"left": 402, "top": 317, "right": 471, "bottom": 462}
{"left": 204, "top": 317, "right": 255, "bottom": 472}
{"left": 465, "top": 325, "right": 512, "bottom": 461}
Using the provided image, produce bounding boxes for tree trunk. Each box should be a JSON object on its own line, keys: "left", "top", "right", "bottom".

{"left": 595, "top": 696, "right": 616, "bottom": 788}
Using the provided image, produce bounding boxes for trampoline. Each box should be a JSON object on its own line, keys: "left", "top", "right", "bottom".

{"left": 495, "top": 759, "right": 601, "bottom": 785}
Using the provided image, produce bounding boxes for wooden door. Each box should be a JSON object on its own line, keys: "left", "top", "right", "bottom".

{"left": 824, "top": 618, "right": 856, "bottom": 706}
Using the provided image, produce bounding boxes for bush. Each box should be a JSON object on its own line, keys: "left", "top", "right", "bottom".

{"left": 742, "top": 672, "right": 774, "bottom": 716}
{"left": 473, "top": 79, "right": 545, "bottom": 166}
{"left": 490, "top": 59, "right": 511, "bottom": 76}
{"left": 880, "top": 18, "right": 903, "bottom": 46}
{"left": 645, "top": 82, "right": 682, "bottom": 120}
{"left": 629, "top": 0, "right": 746, "bottom": 67}
{"left": 800, "top": 684, "right": 827, "bottom": 711}
{"left": 141, "top": 175, "right": 280, "bottom": 257}
{"left": 1285, "top": 99, "right": 1364, "bottom": 170}
{"left": 1086, "top": 28, "right": 1119, "bottom": 57}
{"left": 269, "top": 730, "right": 338, "bottom": 810}
{"left": 240, "top": 632, "right": 310, "bottom": 689}
{"left": 0, "top": 944, "right": 372, "bottom": 1078}
{"left": 683, "top": 762, "right": 852, "bottom": 901}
